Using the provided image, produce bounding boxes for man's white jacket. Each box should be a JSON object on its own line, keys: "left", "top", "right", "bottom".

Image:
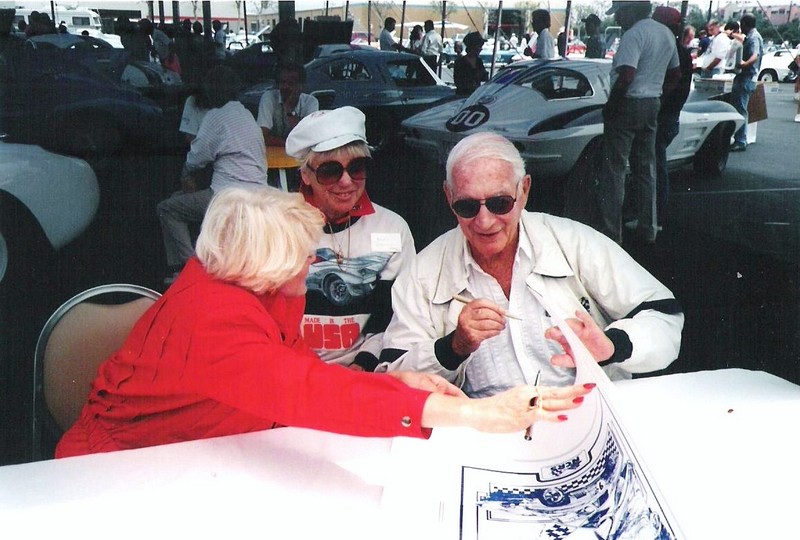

{"left": 381, "top": 212, "right": 684, "bottom": 386}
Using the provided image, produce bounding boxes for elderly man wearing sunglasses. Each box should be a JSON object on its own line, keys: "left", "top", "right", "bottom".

{"left": 379, "top": 132, "right": 684, "bottom": 398}
{"left": 285, "top": 107, "right": 416, "bottom": 371}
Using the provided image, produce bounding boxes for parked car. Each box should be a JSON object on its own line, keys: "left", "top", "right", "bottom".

{"left": 401, "top": 58, "right": 744, "bottom": 212}
{"left": 0, "top": 46, "right": 164, "bottom": 166}
{"left": 223, "top": 40, "right": 278, "bottom": 85}
{"left": 757, "top": 47, "right": 798, "bottom": 83}
{"left": 0, "top": 138, "right": 99, "bottom": 288}
{"left": 239, "top": 50, "right": 457, "bottom": 150}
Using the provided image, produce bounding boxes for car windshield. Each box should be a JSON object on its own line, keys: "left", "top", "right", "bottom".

{"left": 324, "top": 58, "right": 371, "bottom": 81}
{"left": 386, "top": 59, "right": 437, "bottom": 87}
{"left": 514, "top": 67, "right": 594, "bottom": 100}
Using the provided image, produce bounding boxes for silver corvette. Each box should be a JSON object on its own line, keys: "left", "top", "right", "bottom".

{"left": 402, "top": 58, "right": 744, "bottom": 198}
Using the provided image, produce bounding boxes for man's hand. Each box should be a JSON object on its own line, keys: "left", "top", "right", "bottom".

{"left": 389, "top": 371, "right": 465, "bottom": 397}
{"left": 451, "top": 298, "right": 507, "bottom": 357}
{"left": 544, "top": 310, "right": 614, "bottom": 367}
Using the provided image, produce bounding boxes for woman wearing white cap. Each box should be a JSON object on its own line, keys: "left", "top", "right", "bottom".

{"left": 285, "top": 107, "right": 415, "bottom": 372}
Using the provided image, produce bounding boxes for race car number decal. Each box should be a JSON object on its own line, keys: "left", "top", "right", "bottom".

{"left": 446, "top": 104, "right": 490, "bottom": 132}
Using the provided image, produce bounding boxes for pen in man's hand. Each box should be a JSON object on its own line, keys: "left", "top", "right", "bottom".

{"left": 452, "top": 294, "right": 523, "bottom": 320}
{"left": 524, "top": 371, "right": 542, "bottom": 441}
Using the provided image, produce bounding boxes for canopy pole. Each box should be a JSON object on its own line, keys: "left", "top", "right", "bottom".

{"left": 399, "top": 1, "right": 406, "bottom": 44}
{"left": 560, "top": 0, "right": 571, "bottom": 57}
{"left": 490, "top": 1, "right": 502, "bottom": 78}
{"left": 439, "top": 1, "right": 447, "bottom": 76}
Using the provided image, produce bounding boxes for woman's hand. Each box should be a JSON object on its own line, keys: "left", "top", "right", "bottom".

{"left": 460, "top": 383, "right": 594, "bottom": 432}
{"left": 421, "top": 383, "right": 594, "bottom": 432}
{"left": 390, "top": 371, "right": 465, "bottom": 397}
{"left": 545, "top": 310, "right": 614, "bottom": 367}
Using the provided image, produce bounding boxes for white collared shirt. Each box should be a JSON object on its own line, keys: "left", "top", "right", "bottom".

{"left": 460, "top": 225, "right": 575, "bottom": 397}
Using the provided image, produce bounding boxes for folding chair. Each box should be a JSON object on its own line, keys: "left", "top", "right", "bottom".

{"left": 30, "top": 284, "right": 160, "bottom": 461}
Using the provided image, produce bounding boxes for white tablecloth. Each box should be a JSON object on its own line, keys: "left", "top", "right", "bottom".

{"left": 1, "top": 369, "right": 798, "bottom": 539}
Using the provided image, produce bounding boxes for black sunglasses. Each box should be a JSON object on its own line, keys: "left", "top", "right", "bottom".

{"left": 306, "top": 156, "right": 370, "bottom": 186}
{"left": 451, "top": 195, "right": 517, "bottom": 219}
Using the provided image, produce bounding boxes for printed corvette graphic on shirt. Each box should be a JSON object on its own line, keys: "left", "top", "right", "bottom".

{"left": 306, "top": 248, "right": 392, "bottom": 307}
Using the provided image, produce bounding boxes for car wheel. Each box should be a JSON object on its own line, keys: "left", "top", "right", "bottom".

{"left": 322, "top": 274, "right": 352, "bottom": 307}
{"left": 692, "top": 122, "right": 734, "bottom": 177}
{"left": 758, "top": 69, "right": 778, "bottom": 82}
{"left": 562, "top": 137, "right": 603, "bottom": 227}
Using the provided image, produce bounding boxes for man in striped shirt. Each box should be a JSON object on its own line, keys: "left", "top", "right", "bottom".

{"left": 157, "top": 66, "right": 267, "bottom": 285}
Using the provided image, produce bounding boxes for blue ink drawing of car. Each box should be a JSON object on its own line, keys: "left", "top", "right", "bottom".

{"left": 306, "top": 248, "right": 392, "bottom": 307}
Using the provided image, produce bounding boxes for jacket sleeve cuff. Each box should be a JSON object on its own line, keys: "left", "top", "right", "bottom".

{"left": 352, "top": 351, "right": 380, "bottom": 372}
{"left": 434, "top": 332, "right": 469, "bottom": 371}
{"left": 600, "top": 328, "right": 633, "bottom": 365}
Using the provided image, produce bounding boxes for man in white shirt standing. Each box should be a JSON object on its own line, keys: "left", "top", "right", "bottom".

{"left": 531, "top": 9, "right": 557, "bottom": 59}
{"left": 420, "top": 19, "right": 443, "bottom": 71}
{"left": 379, "top": 17, "right": 400, "bottom": 51}
{"left": 700, "top": 19, "right": 730, "bottom": 78}
{"left": 595, "top": 1, "right": 680, "bottom": 245}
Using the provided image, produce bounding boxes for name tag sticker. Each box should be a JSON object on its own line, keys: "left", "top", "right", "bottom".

{"left": 371, "top": 233, "right": 402, "bottom": 252}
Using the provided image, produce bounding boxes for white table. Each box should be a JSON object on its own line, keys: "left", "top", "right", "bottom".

{"left": 1, "top": 369, "right": 798, "bottom": 539}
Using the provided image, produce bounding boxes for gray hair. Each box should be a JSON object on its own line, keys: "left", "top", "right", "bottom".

{"left": 445, "top": 132, "right": 527, "bottom": 188}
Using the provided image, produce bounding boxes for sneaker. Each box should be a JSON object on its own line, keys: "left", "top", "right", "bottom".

{"left": 795, "top": 114, "right": 800, "bottom": 123}
{"left": 730, "top": 142, "right": 747, "bottom": 152}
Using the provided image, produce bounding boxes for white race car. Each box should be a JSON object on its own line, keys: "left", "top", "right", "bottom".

{"left": 401, "top": 58, "right": 744, "bottom": 211}
{"left": 0, "top": 139, "right": 99, "bottom": 287}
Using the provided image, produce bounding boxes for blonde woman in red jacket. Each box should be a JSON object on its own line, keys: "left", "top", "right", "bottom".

{"left": 56, "top": 187, "right": 591, "bottom": 457}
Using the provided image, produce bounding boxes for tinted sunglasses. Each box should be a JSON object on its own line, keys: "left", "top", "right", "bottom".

{"left": 451, "top": 195, "right": 517, "bottom": 219}
{"left": 306, "top": 156, "right": 370, "bottom": 185}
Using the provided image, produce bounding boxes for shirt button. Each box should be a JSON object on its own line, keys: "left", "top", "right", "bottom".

{"left": 401, "top": 416, "right": 412, "bottom": 428}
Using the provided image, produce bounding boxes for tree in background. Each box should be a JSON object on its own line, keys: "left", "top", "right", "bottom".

{"left": 430, "top": 1, "right": 458, "bottom": 21}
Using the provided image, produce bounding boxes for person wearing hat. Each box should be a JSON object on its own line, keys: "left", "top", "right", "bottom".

{"left": 285, "top": 107, "right": 416, "bottom": 371}
{"left": 595, "top": 1, "right": 679, "bottom": 245}
{"left": 582, "top": 14, "right": 605, "bottom": 59}
{"left": 453, "top": 31, "right": 488, "bottom": 96}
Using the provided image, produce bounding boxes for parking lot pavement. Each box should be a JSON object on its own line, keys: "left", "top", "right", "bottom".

{"left": 2, "top": 82, "right": 798, "bottom": 466}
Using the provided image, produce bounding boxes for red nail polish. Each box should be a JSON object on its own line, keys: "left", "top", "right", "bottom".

{"left": 558, "top": 415, "right": 568, "bottom": 421}
{"left": 583, "top": 383, "right": 596, "bottom": 390}
{"left": 573, "top": 396, "right": 584, "bottom": 404}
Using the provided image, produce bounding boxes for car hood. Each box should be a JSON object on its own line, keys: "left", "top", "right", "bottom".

{"left": 0, "top": 142, "right": 99, "bottom": 249}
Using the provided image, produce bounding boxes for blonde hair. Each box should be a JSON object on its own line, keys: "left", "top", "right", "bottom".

{"left": 195, "top": 186, "right": 324, "bottom": 294}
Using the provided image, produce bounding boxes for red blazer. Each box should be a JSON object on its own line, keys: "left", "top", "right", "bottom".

{"left": 56, "top": 258, "right": 431, "bottom": 458}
